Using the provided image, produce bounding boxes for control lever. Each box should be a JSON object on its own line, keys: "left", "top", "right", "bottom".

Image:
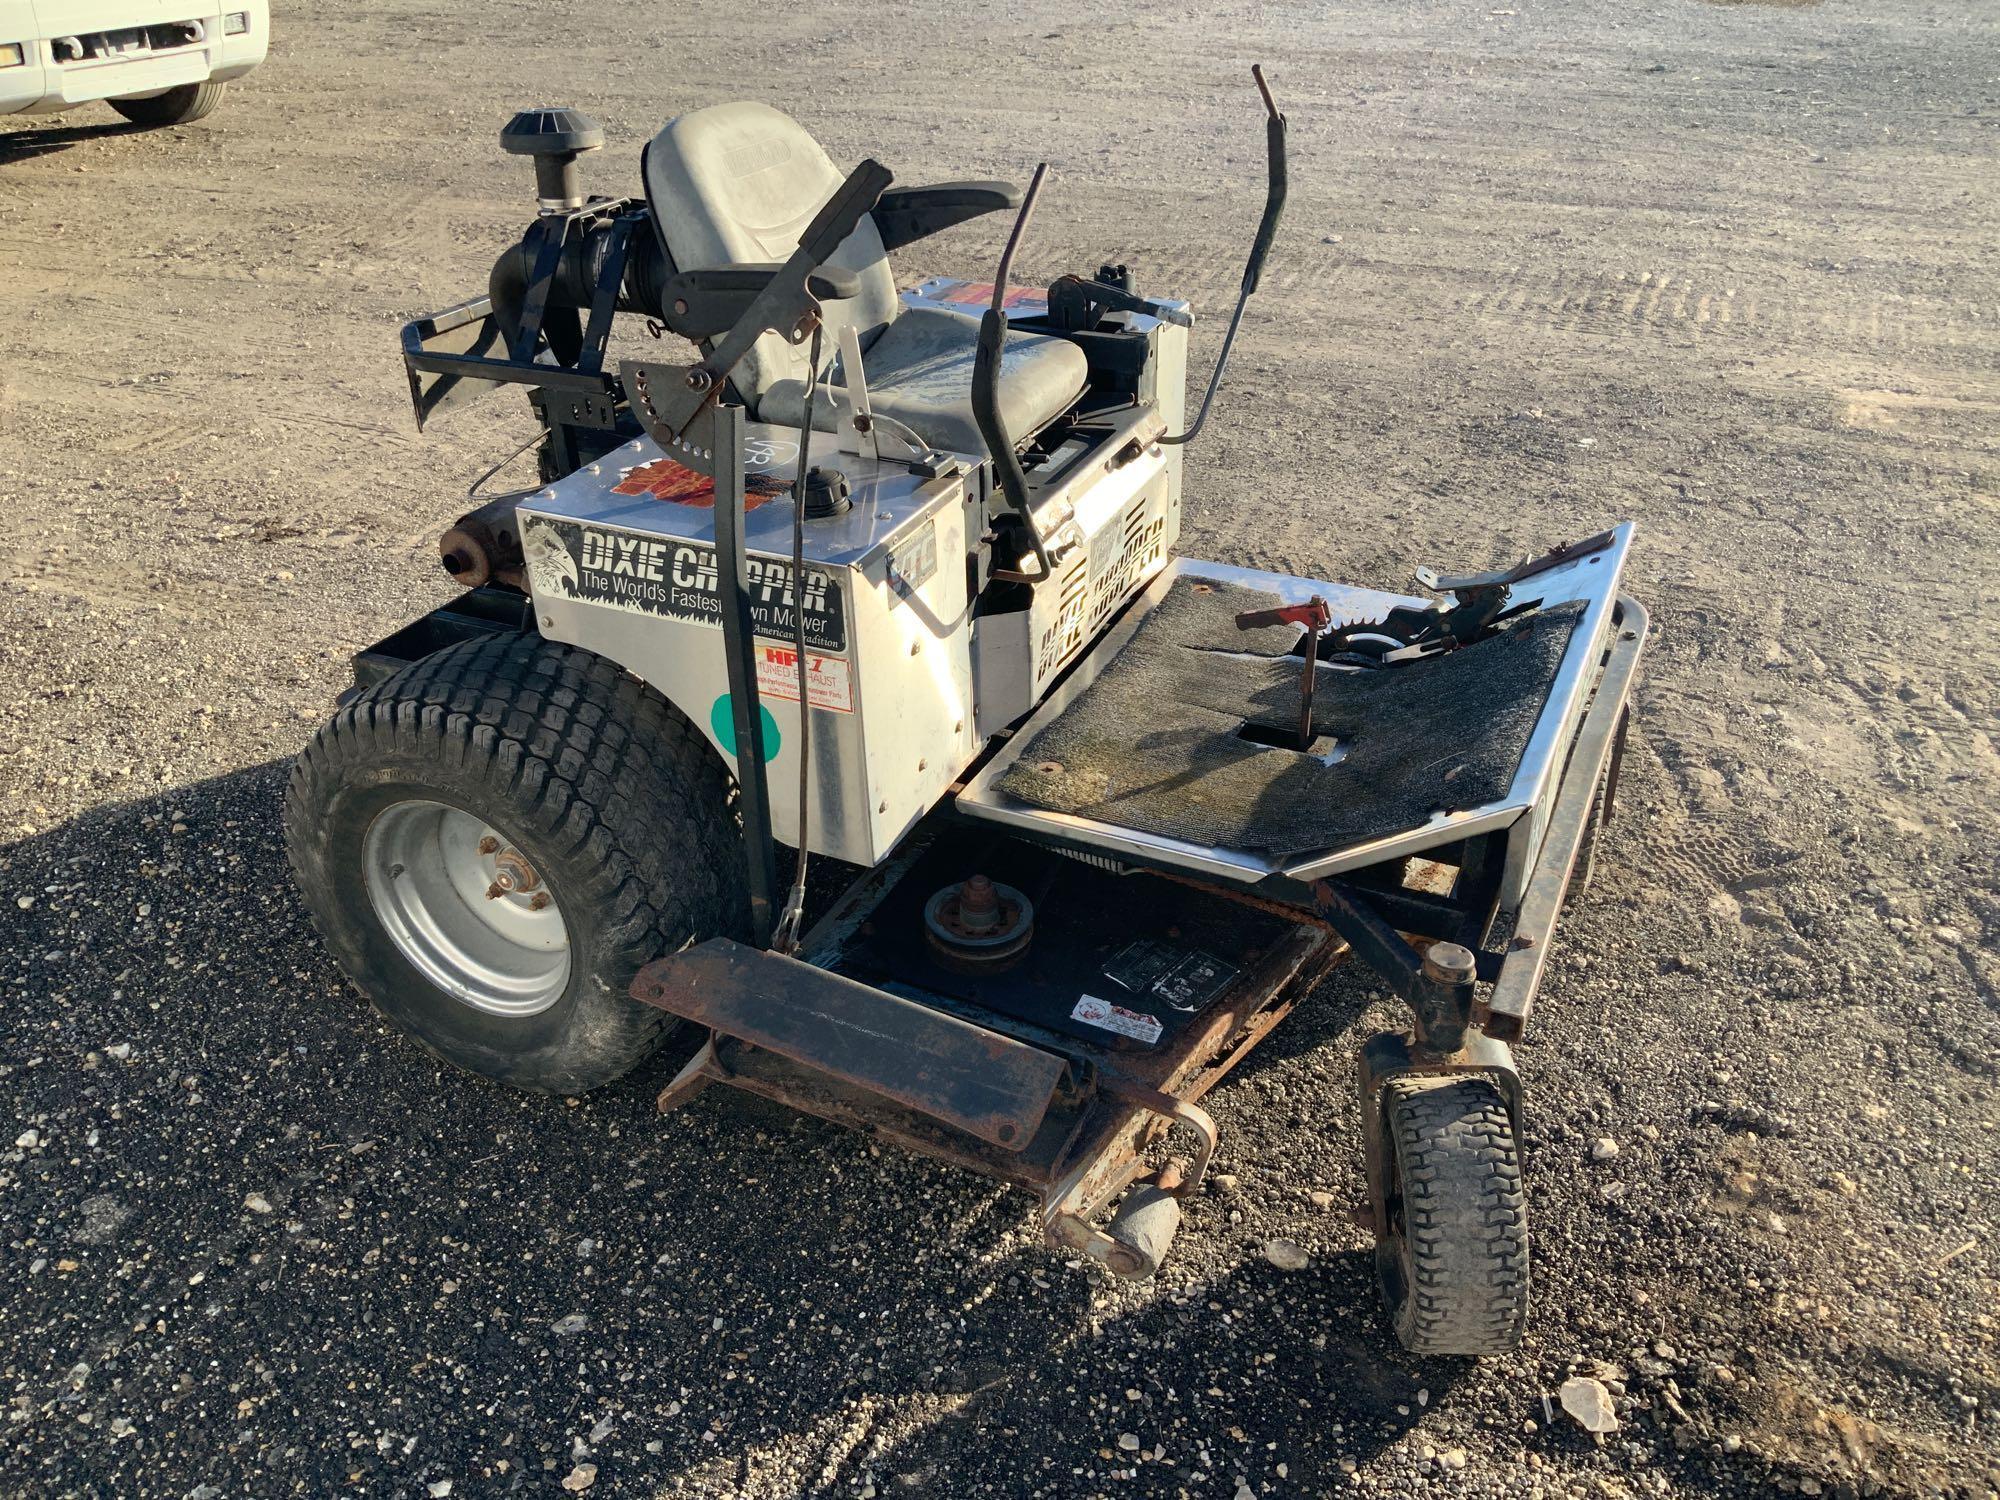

{"left": 834, "top": 323, "right": 939, "bottom": 467}
{"left": 970, "top": 162, "right": 1057, "bottom": 584}
{"left": 1046, "top": 273, "right": 1192, "bottom": 331}
{"left": 1162, "top": 65, "right": 1288, "bottom": 447}
{"left": 1236, "top": 596, "right": 1331, "bottom": 751}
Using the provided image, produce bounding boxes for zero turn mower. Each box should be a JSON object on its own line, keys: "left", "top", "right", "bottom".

{"left": 286, "top": 73, "right": 1644, "bottom": 1354}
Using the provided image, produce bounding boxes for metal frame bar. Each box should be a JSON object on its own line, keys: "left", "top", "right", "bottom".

{"left": 404, "top": 323, "right": 615, "bottom": 397}
{"left": 399, "top": 198, "right": 645, "bottom": 430}
{"left": 1310, "top": 880, "right": 1474, "bottom": 1052}
{"left": 1479, "top": 595, "right": 1648, "bottom": 1040}
{"left": 705, "top": 402, "right": 782, "bottom": 947}
{"left": 509, "top": 214, "right": 569, "bottom": 363}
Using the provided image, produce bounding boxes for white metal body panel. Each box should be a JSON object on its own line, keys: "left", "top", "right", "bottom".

{"left": 970, "top": 427, "right": 1179, "bottom": 736}
{"left": 516, "top": 284, "right": 1197, "bottom": 869}
{"left": 517, "top": 430, "right": 976, "bottom": 867}
{"left": 0, "top": 0, "right": 267, "bottom": 115}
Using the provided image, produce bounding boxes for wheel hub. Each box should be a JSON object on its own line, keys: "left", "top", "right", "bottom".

{"left": 490, "top": 848, "right": 543, "bottom": 896}
{"left": 363, "top": 800, "right": 571, "bottom": 1017}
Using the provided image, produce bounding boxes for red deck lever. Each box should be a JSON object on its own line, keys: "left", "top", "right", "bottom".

{"left": 1235, "top": 596, "right": 1332, "bottom": 750}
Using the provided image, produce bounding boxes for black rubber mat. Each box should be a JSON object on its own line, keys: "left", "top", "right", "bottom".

{"left": 995, "top": 577, "right": 1584, "bottom": 860}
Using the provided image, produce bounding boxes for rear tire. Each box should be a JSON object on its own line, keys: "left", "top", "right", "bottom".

{"left": 285, "top": 632, "right": 748, "bottom": 1093}
{"left": 109, "top": 81, "right": 228, "bottom": 127}
{"left": 1376, "top": 1076, "right": 1529, "bottom": 1355}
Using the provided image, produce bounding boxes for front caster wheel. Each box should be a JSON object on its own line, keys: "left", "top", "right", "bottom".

{"left": 1375, "top": 1075, "right": 1529, "bottom": 1356}
{"left": 285, "top": 633, "right": 748, "bottom": 1093}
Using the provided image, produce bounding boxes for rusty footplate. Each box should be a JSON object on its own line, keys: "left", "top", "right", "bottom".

{"left": 631, "top": 939, "right": 1071, "bottom": 1150}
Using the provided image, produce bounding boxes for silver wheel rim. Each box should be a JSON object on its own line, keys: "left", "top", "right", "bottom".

{"left": 362, "top": 800, "right": 571, "bottom": 1017}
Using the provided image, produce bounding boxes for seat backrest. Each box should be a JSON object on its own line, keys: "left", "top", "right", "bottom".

{"left": 644, "top": 101, "right": 899, "bottom": 406}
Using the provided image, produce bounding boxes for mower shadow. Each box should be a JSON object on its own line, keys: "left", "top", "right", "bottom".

{"left": 777, "top": 1246, "right": 1465, "bottom": 1499}
{"left": 0, "top": 761, "right": 1452, "bottom": 1497}
{"left": 0, "top": 116, "right": 146, "bottom": 165}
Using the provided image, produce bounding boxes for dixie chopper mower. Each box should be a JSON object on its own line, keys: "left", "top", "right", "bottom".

{"left": 286, "top": 72, "right": 1644, "bottom": 1354}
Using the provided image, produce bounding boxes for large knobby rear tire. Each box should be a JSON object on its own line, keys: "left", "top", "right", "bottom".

{"left": 109, "top": 81, "right": 228, "bottom": 127}
{"left": 285, "top": 632, "right": 748, "bottom": 1094}
{"left": 1377, "top": 1076, "right": 1529, "bottom": 1356}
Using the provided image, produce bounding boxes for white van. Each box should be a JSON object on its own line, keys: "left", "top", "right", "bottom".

{"left": 1, "top": 1, "right": 267, "bottom": 126}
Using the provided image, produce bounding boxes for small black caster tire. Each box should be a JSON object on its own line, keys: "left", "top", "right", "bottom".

{"left": 110, "top": 81, "right": 228, "bottom": 127}
{"left": 1376, "top": 1075, "right": 1529, "bottom": 1356}
{"left": 285, "top": 632, "right": 748, "bottom": 1094}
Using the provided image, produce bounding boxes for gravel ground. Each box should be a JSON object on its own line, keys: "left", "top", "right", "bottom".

{"left": 3, "top": 0, "right": 1998, "bottom": 1496}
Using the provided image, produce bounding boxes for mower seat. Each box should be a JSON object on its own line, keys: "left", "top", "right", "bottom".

{"left": 644, "top": 101, "right": 1088, "bottom": 457}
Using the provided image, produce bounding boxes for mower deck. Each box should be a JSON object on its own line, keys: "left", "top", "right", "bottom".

{"left": 628, "top": 521, "right": 1645, "bottom": 1284}
{"left": 634, "top": 824, "right": 1340, "bottom": 1275}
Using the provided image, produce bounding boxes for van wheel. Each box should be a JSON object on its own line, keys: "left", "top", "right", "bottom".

{"left": 110, "top": 81, "right": 228, "bottom": 127}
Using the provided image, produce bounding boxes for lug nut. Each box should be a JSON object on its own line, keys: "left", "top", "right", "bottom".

{"left": 477, "top": 836, "right": 500, "bottom": 855}
{"left": 528, "top": 892, "right": 551, "bottom": 912}
{"left": 485, "top": 881, "right": 506, "bottom": 900}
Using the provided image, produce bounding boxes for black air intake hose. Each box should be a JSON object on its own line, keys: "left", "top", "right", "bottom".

{"left": 487, "top": 213, "right": 675, "bottom": 365}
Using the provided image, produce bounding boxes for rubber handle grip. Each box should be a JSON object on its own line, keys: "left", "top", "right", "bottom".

{"left": 1243, "top": 114, "right": 1288, "bottom": 295}
{"left": 973, "top": 307, "right": 1030, "bottom": 508}
{"left": 972, "top": 306, "right": 1051, "bottom": 575}
{"left": 798, "top": 159, "right": 895, "bottom": 264}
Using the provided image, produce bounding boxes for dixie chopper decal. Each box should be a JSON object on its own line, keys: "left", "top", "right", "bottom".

{"left": 523, "top": 515, "right": 848, "bottom": 653}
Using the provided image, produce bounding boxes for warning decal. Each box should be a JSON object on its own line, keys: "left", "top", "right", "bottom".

{"left": 1070, "top": 994, "right": 1164, "bottom": 1046}
{"left": 1100, "top": 939, "right": 1241, "bottom": 1014}
{"left": 912, "top": 278, "right": 1048, "bottom": 313}
{"left": 612, "top": 456, "right": 790, "bottom": 510}
{"left": 521, "top": 513, "right": 848, "bottom": 653}
{"left": 755, "top": 645, "right": 854, "bottom": 713}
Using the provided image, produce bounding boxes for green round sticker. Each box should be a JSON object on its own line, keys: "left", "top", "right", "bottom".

{"left": 710, "top": 693, "right": 780, "bottom": 763}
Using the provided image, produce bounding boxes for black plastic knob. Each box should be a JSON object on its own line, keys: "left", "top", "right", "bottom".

{"left": 500, "top": 107, "right": 605, "bottom": 158}
{"left": 802, "top": 466, "right": 852, "bottom": 520}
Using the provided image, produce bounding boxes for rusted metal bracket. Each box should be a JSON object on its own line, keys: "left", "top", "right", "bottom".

{"left": 1043, "top": 1082, "right": 1218, "bottom": 1278}
{"left": 1311, "top": 879, "right": 1476, "bottom": 1052}
{"left": 1097, "top": 1078, "right": 1218, "bottom": 1195}
{"left": 656, "top": 1033, "right": 721, "bottom": 1114}
{"left": 632, "top": 938, "right": 1071, "bottom": 1150}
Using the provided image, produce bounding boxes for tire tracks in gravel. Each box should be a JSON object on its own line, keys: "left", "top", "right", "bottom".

{"left": 1033, "top": 237, "right": 1983, "bottom": 357}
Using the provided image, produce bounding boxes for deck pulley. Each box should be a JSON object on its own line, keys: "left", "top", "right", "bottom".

{"left": 924, "top": 874, "right": 1035, "bottom": 971}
